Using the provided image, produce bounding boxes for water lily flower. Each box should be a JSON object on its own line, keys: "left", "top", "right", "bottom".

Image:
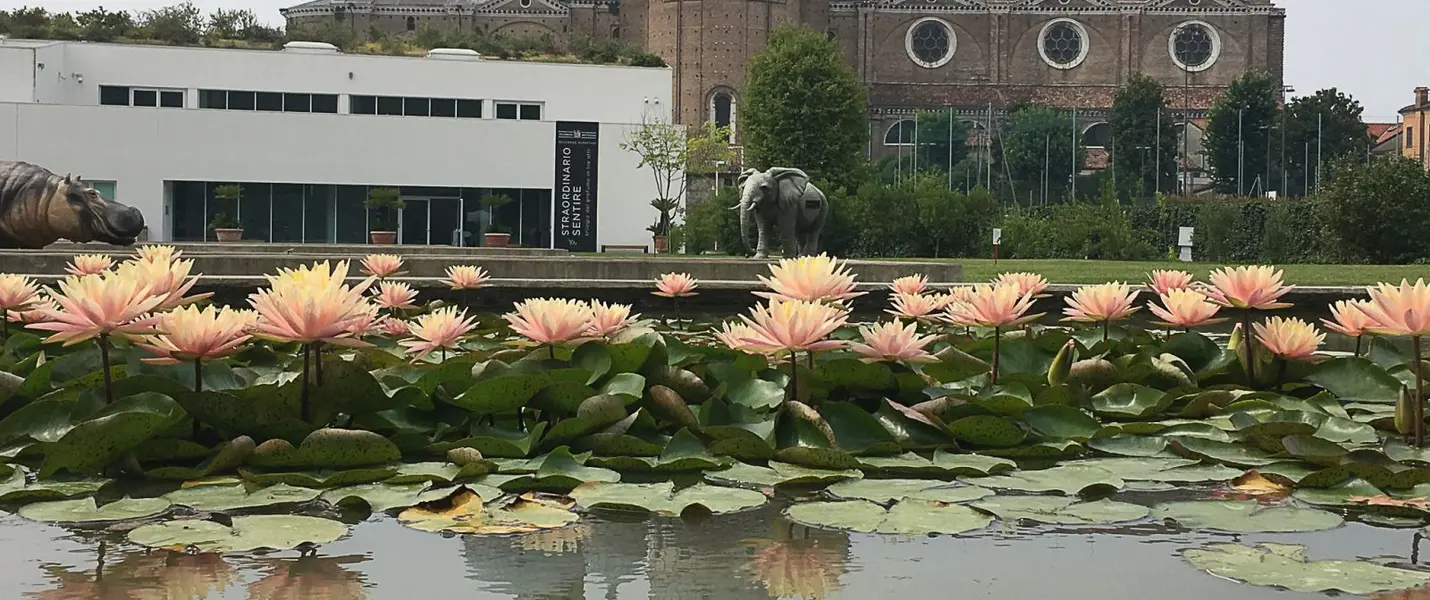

{"left": 888, "top": 292, "right": 943, "bottom": 321}
{"left": 1357, "top": 279, "right": 1430, "bottom": 337}
{"left": 849, "top": 320, "right": 936, "bottom": 364}
{"left": 738, "top": 299, "right": 849, "bottom": 355}
{"left": 379, "top": 316, "right": 411, "bottom": 337}
{"left": 138, "top": 305, "right": 257, "bottom": 365}
{"left": 992, "top": 272, "right": 1049, "bottom": 297}
{"left": 1253, "top": 316, "right": 1324, "bottom": 360}
{"left": 247, "top": 260, "right": 376, "bottom": 347}
{"left": 372, "top": 281, "right": 419, "bottom": 310}
{"left": 943, "top": 283, "right": 1041, "bottom": 329}
{"left": 587, "top": 300, "right": 637, "bottom": 338}
{"left": 65, "top": 254, "right": 113, "bottom": 276}
{"left": 1147, "top": 269, "right": 1194, "bottom": 295}
{"left": 1322, "top": 299, "right": 1377, "bottom": 339}
{"left": 653, "top": 273, "right": 699, "bottom": 298}
{"left": 1205, "top": 265, "right": 1292, "bottom": 310}
{"left": 344, "top": 303, "right": 381, "bottom": 338}
{"left": 1063, "top": 282, "right": 1141, "bottom": 324}
{"left": 0, "top": 274, "right": 43, "bottom": 320}
{"left": 134, "top": 244, "right": 181, "bottom": 263}
{"left": 889, "top": 275, "right": 928, "bottom": 296}
{"left": 715, "top": 321, "right": 773, "bottom": 355}
{"left": 401, "top": 306, "right": 478, "bottom": 361}
{"left": 29, "top": 271, "right": 161, "bottom": 346}
{"left": 1148, "top": 289, "right": 1225, "bottom": 329}
{"left": 445, "top": 265, "right": 490, "bottom": 290}
{"left": 948, "top": 285, "right": 976, "bottom": 303}
{"left": 505, "top": 297, "right": 594, "bottom": 346}
{"left": 116, "top": 253, "right": 210, "bottom": 311}
{"left": 361, "top": 253, "right": 405, "bottom": 278}
{"left": 10, "top": 299, "right": 57, "bottom": 325}
{"left": 755, "top": 254, "right": 864, "bottom": 304}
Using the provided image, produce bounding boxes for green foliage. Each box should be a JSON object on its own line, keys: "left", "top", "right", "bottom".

{"left": 998, "top": 204, "right": 1156, "bottom": 261}
{"left": 1318, "top": 155, "right": 1430, "bottom": 264}
{"left": 365, "top": 187, "right": 404, "bottom": 231}
{"left": 682, "top": 187, "right": 742, "bottom": 255}
{"left": 831, "top": 174, "right": 998, "bottom": 258}
{"left": 1109, "top": 73, "right": 1179, "bottom": 200}
{"left": 997, "top": 106, "right": 1086, "bottom": 203}
{"left": 620, "top": 116, "right": 734, "bottom": 237}
{"left": 1278, "top": 88, "right": 1371, "bottom": 197}
{"left": 1204, "top": 71, "right": 1280, "bottom": 195}
{"left": 743, "top": 26, "right": 868, "bottom": 192}
{"left": 209, "top": 212, "right": 240, "bottom": 230}
{"left": 913, "top": 109, "right": 972, "bottom": 173}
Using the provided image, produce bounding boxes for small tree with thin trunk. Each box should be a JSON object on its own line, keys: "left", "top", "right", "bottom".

{"left": 620, "top": 111, "right": 734, "bottom": 238}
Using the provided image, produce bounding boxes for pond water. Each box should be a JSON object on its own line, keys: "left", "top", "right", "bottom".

{"left": 1, "top": 495, "right": 1421, "bottom": 600}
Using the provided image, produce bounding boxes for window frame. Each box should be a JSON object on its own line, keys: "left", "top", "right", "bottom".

{"left": 495, "top": 101, "right": 543, "bottom": 121}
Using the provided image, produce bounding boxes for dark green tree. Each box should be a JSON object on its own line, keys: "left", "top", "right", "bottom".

{"left": 1203, "top": 71, "right": 1280, "bottom": 195}
{"left": 912, "top": 109, "right": 971, "bottom": 174}
{"left": 997, "top": 105, "right": 1085, "bottom": 204}
{"left": 743, "top": 26, "right": 867, "bottom": 191}
{"left": 4, "top": 8, "right": 52, "bottom": 38}
{"left": 1277, "top": 88, "right": 1370, "bottom": 197}
{"left": 1109, "top": 73, "right": 1178, "bottom": 200}
{"left": 1319, "top": 156, "right": 1430, "bottom": 264}
{"left": 76, "top": 8, "right": 135, "bottom": 42}
{"left": 137, "top": 2, "right": 203, "bottom": 45}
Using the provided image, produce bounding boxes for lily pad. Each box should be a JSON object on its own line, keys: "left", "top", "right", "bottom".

{"left": 238, "top": 465, "right": 399, "bottom": 488}
{"left": 856, "top": 452, "right": 1014, "bottom": 478}
{"left": 786, "top": 499, "right": 994, "bottom": 535}
{"left": 705, "top": 461, "right": 862, "bottom": 489}
{"left": 38, "top": 392, "right": 187, "bottom": 477}
{"left": 1183, "top": 543, "right": 1430, "bottom": 595}
{"left": 493, "top": 447, "right": 620, "bottom": 493}
{"left": 947, "top": 415, "right": 1027, "bottom": 448}
{"left": 144, "top": 436, "right": 256, "bottom": 481}
{"left": 322, "top": 482, "right": 503, "bottom": 513}
{"left": 431, "top": 423, "right": 548, "bottom": 459}
{"left": 969, "top": 464, "right": 1123, "bottom": 496}
{"left": 971, "top": 496, "right": 1150, "bottom": 525}
{"left": 1023, "top": 405, "right": 1101, "bottom": 441}
{"left": 249, "top": 428, "right": 402, "bottom": 469}
{"left": 128, "top": 515, "right": 349, "bottom": 552}
{"left": 825, "top": 478, "right": 991, "bottom": 504}
{"left": 1152, "top": 500, "right": 1344, "bottom": 532}
{"left": 1168, "top": 437, "right": 1277, "bottom": 468}
{"left": 586, "top": 429, "right": 729, "bottom": 472}
{"left": 385, "top": 461, "right": 494, "bottom": 485}
{"left": 1069, "top": 457, "right": 1199, "bottom": 481}
{"left": 1090, "top": 383, "right": 1174, "bottom": 420}
{"left": 163, "top": 483, "right": 320, "bottom": 512}
{"left": 570, "top": 481, "right": 766, "bottom": 515}
{"left": 397, "top": 488, "right": 578, "bottom": 535}
{"left": 0, "top": 469, "right": 109, "bottom": 504}
{"left": 1086, "top": 435, "right": 1169, "bottom": 457}
{"left": 19, "top": 496, "right": 170, "bottom": 524}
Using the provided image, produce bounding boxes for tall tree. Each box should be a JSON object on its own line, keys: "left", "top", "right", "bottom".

{"left": 1204, "top": 71, "right": 1280, "bottom": 195}
{"left": 1109, "top": 74, "right": 1178, "bottom": 200}
{"left": 997, "top": 105, "right": 1085, "bottom": 204}
{"left": 1278, "top": 88, "right": 1370, "bottom": 197}
{"left": 1320, "top": 155, "right": 1430, "bottom": 264}
{"left": 913, "top": 109, "right": 972, "bottom": 174}
{"left": 743, "top": 26, "right": 868, "bottom": 191}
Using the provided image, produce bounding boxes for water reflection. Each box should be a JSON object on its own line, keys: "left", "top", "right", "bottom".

{"left": 30, "top": 541, "right": 238, "bottom": 600}
{"left": 247, "top": 555, "right": 371, "bottom": 599}
{"left": 741, "top": 520, "right": 850, "bottom": 600}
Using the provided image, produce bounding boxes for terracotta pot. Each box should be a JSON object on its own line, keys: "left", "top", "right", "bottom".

{"left": 213, "top": 228, "right": 243, "bottom": 243}
{"left": 369, "top": 231, "right": 397, "bottom": 245}
{"left": 483, "top": 233, "right": 511, "bottom": 248}
{"left": 652, "top": 235, "right": 667, "bottom": 253}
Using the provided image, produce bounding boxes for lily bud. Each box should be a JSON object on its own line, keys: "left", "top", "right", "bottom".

{"left": 1048, "top": 339, "right": 1075, "bottom": 386}
{"left": 1227, "top": 322, "right": 1243, "bottom": 351}
{"left": 1397, "top": 385, "right": 1417, "bottom": 436}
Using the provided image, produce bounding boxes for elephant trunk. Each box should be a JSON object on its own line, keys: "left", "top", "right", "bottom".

{"left": 738, "top": 196, "right": 755, "bottom": 251}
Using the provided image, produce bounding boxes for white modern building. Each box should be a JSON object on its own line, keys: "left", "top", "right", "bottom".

{"left": 0, "top": 39, "right": 674, "bottom": 250}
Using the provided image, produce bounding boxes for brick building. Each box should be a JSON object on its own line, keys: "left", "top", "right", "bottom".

{"left": 282, "top": 0, "right": 1286, "bottom": 163}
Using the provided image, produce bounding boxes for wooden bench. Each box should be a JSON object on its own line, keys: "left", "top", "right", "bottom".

{"left": 600, "top": 244, "right": 649, "bottom": 254}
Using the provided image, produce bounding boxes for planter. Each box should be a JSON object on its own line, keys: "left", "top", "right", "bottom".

{"left": 369, "top": 231, "right": 397, "bottom": 245}
{"left": 652, "top": 235, "right": 667, "bottom": 254}
{"left": 483, "top": 233, "right": 511, "bottom": 248}
{"left": 213, "top": 228, "right": 243, "bottom": 243}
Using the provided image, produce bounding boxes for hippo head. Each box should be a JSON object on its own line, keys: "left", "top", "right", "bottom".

{"left": 52, "top": 175, "right": 145, "bottom": 245}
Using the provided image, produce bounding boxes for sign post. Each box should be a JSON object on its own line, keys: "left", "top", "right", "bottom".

{"left": 992, "top": 228, "right": 1002, "bottom": 265}
{"left": 1177, "top": 226, "right": 1195, "bottom": 262}
{"left": 554, "top": 121, "right": 600, "bottom": 252}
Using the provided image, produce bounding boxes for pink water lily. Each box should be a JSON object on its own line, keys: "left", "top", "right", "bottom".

{"left": 66, "top": 254, "right": 113, "bottom": 276}
{"left": 247, "top": 260, "right": 376, "bottom": 347}
{"left": 943, "top": 283, "right": 1041, "bottom": 328}
{"left": 401, "top": 306, "right": 478, "bottom": 362}
{"left": 737, "top": 299, "right": 849, "bottom": 355}
{"left": 116, "top": 253, "right": 210, "bottom": 311}
{"left": 653, "top": 273, "right": 699, "bottom": 298}
{"left": 1148, "top": 289, "right": 1224, "bottom": 329}
{"left": 992, "top": 272, "right": 1049, "bottom": 297}
{"left": 1147, "top": 270, "right": 1194, "bottom": 295}
{"left": 505, "top": 298, "right": 594, "bottom": 346}
{"left": 889, "top": 275, "right": 928, "bottom": 296}
{"left": 755, "top": 254, "right": 864, "bottom": 304}
{"left": 372, "top": 281, "right": 419, "bottom": 310}
{"left": 361, "top": 254, "right": 405, "bottom": 278}
{"left": 849, "top": 320, "right": 936, "bottom": 364}
{"left": 1063, "top": 283, "right": 1140, "bottom": 324}
{"left": 29, "top": 271, "right": 162, "bottom": 346}
{"left": 1254, "top": 316, "right": 1324, "bottom": 360}
{"left": 445, "top": 265, "right": 490, "bottom": 290}
{"left": 715, "top": 321, "right": 774, "bottom": 355}
{"left": 586, "top": 300, "right": 637, "bottom": 338}
{"left": 1322, "top": 299, "right": 1376, "bottom": 338}
{"left": 138, "top": 305, "right": 257, "bottom": 365}
{"left": 888, "top": 292, "right": 944, "bottom": 321}
{"left": 1206, "top": 265, "right": 1292, "bottom": 310}
{"left": 379, "top": 316, "right": 411, "bottom": 337}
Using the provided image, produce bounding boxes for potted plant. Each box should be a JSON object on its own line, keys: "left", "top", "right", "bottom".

{"left": 480, "top": 193, "right": 514, "bottom": 248}
{"left": 366, "top": 187, "right": 404, "bottom": 245}
{"left": 648, "top": 198, "right": 679, "bottom": 253}
{"left": 210, "top": 212, "right": 243, "bottom": 242}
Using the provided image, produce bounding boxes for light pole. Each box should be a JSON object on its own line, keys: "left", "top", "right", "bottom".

{"left": 1279, "top": 86, "right": 1294, "bottom": 195}
{"left": 1237, "top": 108, "right": 1245, "bottom": 196}
{"left": 1176, "top": 24, "right": 1192, "bottom": 196}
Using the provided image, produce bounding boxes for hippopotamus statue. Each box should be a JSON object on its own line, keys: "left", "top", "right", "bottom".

{"left": 0, "top": 161, "right": 146, "bottom": 248}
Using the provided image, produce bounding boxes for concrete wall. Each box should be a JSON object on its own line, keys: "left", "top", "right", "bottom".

{"left": 0, "top": 46, "right": 36, "bottom": 103}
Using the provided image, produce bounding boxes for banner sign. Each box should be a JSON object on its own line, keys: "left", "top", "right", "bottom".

{"left": 554, "top": 121, "right": 599, "bottom": 251}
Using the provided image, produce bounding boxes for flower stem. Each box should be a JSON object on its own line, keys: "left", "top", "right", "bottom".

{"left": 1354, "top": 335, "right": 1363, "bottom": 358}
{"left": 788, "top": 353, "right": 798, "bottom": 402}
{"left": 98, "top": 334, "right": 113, "bottom": 405}
{"left": 1415, "top": 335, "right": 1425, "bottom": 447}
{"left": 192, "top": 359, "right": 203, "bottom": 439}
{"left": 1272, "top": 356, "right": 1286, "bottom": 389}
{"left": 991, "top": 326, "right": 1001, "bottom": 385}
{"left": 674, "top": 298, "right": 682, "bottom": 331}
{"left": 2, "top": 310, "right": 9, "bottom": 341}
{"left": 300, "top": 343, "right": 311, "bottom": 422}
{"left": 1241, "top": 310, "right": 1255, "bottom": 386}
{"left": 313, "top": 341, "right": 324, "bottom": 387}
{"left": 1101, "top": 320, "right": 1109, "bottom": 343}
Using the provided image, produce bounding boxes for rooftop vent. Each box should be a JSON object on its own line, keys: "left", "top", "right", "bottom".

{"left": 282, "top": 41, "right": 341, "bottom": 54}
{"left": 426, "top": 48, "right": 482, "bottom": 61}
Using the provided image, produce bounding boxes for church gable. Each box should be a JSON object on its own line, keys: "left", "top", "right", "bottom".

{"left": 1014, "top": 0, "right": 1117, "bottom": 9}
{"left": 1146, "top": 0, "right": 1249, "bottom": 10}
{"left": 473, "top": 0, "right": 567, "bottom": 13}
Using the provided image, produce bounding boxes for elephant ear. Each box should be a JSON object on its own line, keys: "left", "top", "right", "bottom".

{"left": 737, "top": 168, "right": 759, "bottom": 186}
{"left": 767, "top": 168, "right": 811, "bottom": 195}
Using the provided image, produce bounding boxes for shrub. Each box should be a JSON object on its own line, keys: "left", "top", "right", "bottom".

{"left": 1318, "top": 156, "right": 1430, "bottom": 264}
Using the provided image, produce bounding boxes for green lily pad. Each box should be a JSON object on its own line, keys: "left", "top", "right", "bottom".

{"left": 1152, "top": 500, "right": 1344, "bottom": 532}
{"left": 704, "top": 461, "right": 862, "bottom": 489}
{"left": 1282, "top": 435, "right": 1349, "bottom": 466}
{"left": 570, "top": 481, "right": 766, "bottom": 515}
{"left": 1257, "top": 462, "right": 1352, "bottom": 489}
{"left": 1183, "top": 543, "right": 1430, "bottom": 594}
{"left": 969, "top": 464, "right": 1123, "bottom": 496}
{"left": 321, "top": 482, "right": 503, "bottom": 513}
{"left": 493, "top": 447, "right": 620, "bottom": 493}
{"left": 825, "top": 478, "right": 991, "bottom": 504}
{"left": 174, "top": 387, "right": 312, "bottom": 445}
{"left": 144, "top": 436, "right": 257, "bottom": 481}
{"left": 0, "top": 469, "right": 108, "bottom": 504}
{"left": 786, "top": 499, "right": 994, "bottom": 535}
{"left": 128, "top": 515, "right": 349, "bottom": 552}
{"left": 586, "top": 429, "right": 729, "bottom": 472}
{"left": 1090, "top": 384, "right": 1173, "bottom": 420}
{"left": 971, "top": 496, "right": 1150, "bottom": 525}
{"left": 1314, "top": 417, "right": 1379, "bottom": 445}
{"left": 1068, "top": 457, "right": 1200, "bottom": 481}
{"left": 38, "top": 392, "right": 187, "bottom": 477}
{"left": 1086, "top": 435, "right": 1169, "bottom": 457}
{"left": 947, "top": 415, "right": 1026, "bottom": 448}
{"left": 449, "top": 374, "right": 548, "bottom": 415}
{"left": 249, "top": 428, "right": 402, "bottom": 469}
{"left": 856, "top": 452, "right": 1014, "bottom": 478}
{"left": 19, "top": 496, "right": 170, "bottom": 524}
{"left": 1023, "top": 405, "right": 1101, "bottom": 441}
{"left": 1305, "top": 357, "right": 1402, "bottom": 404}
{"left": 397, "top": 487, "right": 579, "bottom": 535}
{"left": 385, "top": 461, "right": 494, "bottom": 485}
{"left": 238, "top": 465, "right": 399, "bottom": 488}
{"left": 163, "top": 483, "right": 320, "bottom": 512}
{"left": 727, "top": 377, "right": 785, "bottom": 411}
{"left": 433, "top": 423, "right": 548, "bottom": 459}
{"left": 1168, "top": 437, "right": 1277, "bottom": 468}
{"left": 1292, "top": 478, "right": 1387, "bottom": 507}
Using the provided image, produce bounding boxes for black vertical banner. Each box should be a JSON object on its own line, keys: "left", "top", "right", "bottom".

{"left": 554, "top": 121, "right": 599, "bottom": 252}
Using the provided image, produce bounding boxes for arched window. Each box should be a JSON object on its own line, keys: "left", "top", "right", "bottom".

{"left": 611, "top": 26, "right": 621, "bottom": 39}
{"left": 1082, "top": 122, "right": 1112, "bottom": 148}
{"left": 406, "top": 16, "right": 416, "bottom": 31}
{"left": 710, "top": 91, "right": 736, "bottom": 141}
{"left": 884, "top": 120, "right": 915, "bottom": 146}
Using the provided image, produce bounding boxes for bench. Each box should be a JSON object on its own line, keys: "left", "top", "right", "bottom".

{"left": 600, "top": 244, "right": 649, "bottom": 254}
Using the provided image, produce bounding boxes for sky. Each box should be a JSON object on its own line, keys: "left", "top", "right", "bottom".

{"left": 10, "top": 0, "right": 1426, "bottom": 120}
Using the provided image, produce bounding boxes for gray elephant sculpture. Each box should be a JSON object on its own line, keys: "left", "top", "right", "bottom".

{"left": 735, "top": 167, "right": 829, "bottom": 259}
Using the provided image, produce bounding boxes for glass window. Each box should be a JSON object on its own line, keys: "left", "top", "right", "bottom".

{"left": 206, "top": 182, "right": 241, "bottom": 240}
{"left": 351, "top": 95, "right": 376, "bottom": 115}
{"left": 519, "top": 104, "right": 541, "bottom": 120}
{"left": 99, "top": 85, "right": 130, "bottom": 106}
{"left": 304, "top": 184, "right": 335, "bottom": 243}
{"left": 335, "top": 185, "right": 368, "bottom": 244}
{"left": 456, "top": 99, "right": 481, "bottom": 118}
{"left": 229, "top": 91, "right": 256, "bottom": 110}
{"left": 431, "top": 98, "right": 456, "bottom": 117}
{"left": 170, "top": 181, "right": 207, "bottom": 242}
{"left": 159, "top": 90, "right": 184, "bottom": 108}
{"left": 713, "top": 93, "right": 733, "bottom": 129}
{"left": 405, "top": 16, "right": 415, "bottom": 31}
{"left": 198, "top": 89, "right": 226, "bottom": 109}
{"left": 270, "top": 184, "right": 303, "bottom": 243}
{"left": 908, "top": 20, "right": 953, "bottom": 66}
{"left": 88, "top": 181, "right": 117, "bottom": 201}
{"left": 521, "top": 189, "right": 552, "bottom": 249}
{"left": 377, "top": 96, "right": 403, "bottom": 116}
{"left": 256, "top": 92, "right": 283, "bottom": 112}
{"left": 1173, "top": 24, "right": 1216, "bottom": 69}
{"left": 132, "top": 89, "right": 158, "bottom": 107}
{"left": 404, "top": 97, "right": 430, "bottom": 117}
{"left": 1042, "top": 21, "right": 1084, "bottom": 67}
{"left": 312, "top": 94, "right": 339, "bottom": 114}
{"left": 240, "top": 183, "right": 273, "bottom": 242}
{"left": 495, "top": 102, "right": 518, "bottom": 120}
{"left": 284, "top": 93, "right": 311, "bottom": 112}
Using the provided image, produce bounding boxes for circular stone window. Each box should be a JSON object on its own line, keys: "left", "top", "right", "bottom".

{"left": 1039, "top": 18, "right": 1088, "bottom": 69}
{"left": 1169, "top": 21, "right": 1221, "bottom": 72}
{"left": 905, "top": 18, "right": 956, "bottom": 69}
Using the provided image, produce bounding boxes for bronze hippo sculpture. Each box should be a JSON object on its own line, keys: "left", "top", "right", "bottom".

{"left": 0, "top": 161, "right": 145, "bottom": 248}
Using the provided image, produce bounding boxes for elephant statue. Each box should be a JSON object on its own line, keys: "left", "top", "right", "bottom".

{"left": 735, "top": 167, "right": 829, "bottom": 259}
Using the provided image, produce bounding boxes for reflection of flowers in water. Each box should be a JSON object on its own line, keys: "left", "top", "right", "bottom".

{"left": 246, "top": 555, "right": 370, "bottom": 600}
{"left": 741, "top": 525, "right": 849, "bottom": 600}
{"left": 31, "top": 546, "right": 237, "bottom": 600}
{"left": 512, "top": 522, "right": 591, "bottom": 555}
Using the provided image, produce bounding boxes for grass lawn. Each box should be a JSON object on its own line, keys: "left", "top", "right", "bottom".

{"left": 950, "top": 259, "right": 1427, "bottom": 286}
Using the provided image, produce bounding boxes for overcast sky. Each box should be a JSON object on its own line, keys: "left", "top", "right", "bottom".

{"left": 14, "top": 0, "right": 1425, "bottom": 120}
